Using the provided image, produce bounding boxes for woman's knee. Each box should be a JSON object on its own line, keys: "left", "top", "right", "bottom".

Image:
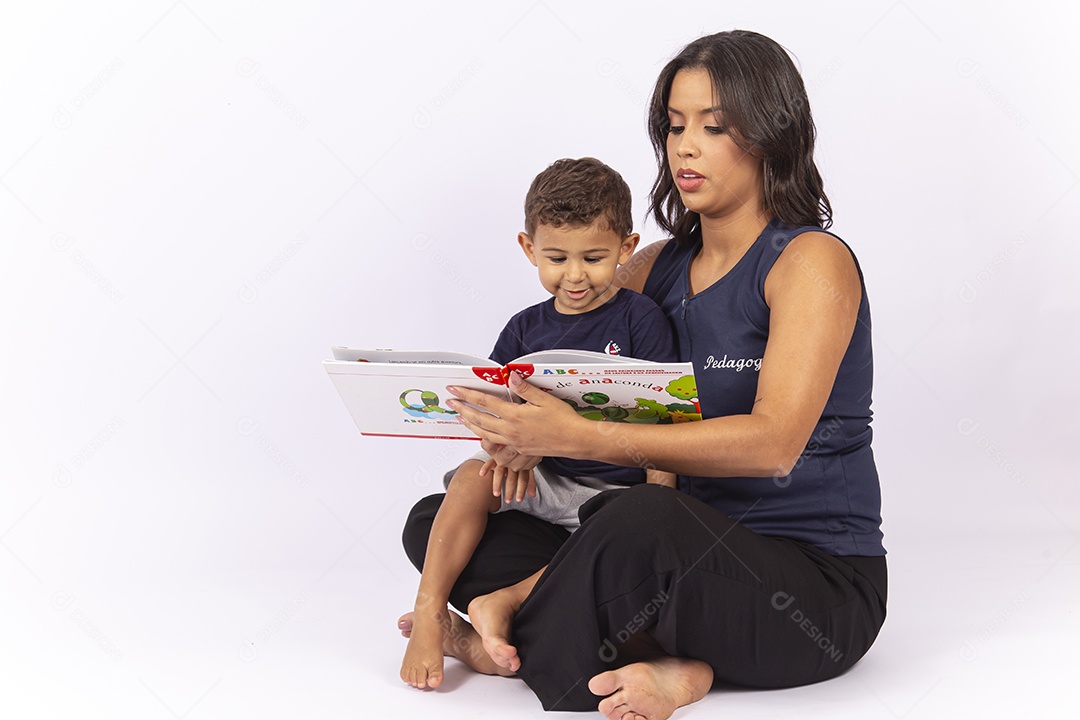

{"left": 579, "top": 484, "right": 693, "bottom": 544}
{"left": 589, "top": 483, "right": 686, "bottom": 518}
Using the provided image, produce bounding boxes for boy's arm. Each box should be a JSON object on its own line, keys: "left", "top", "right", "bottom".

{"left": 645, "top": 468, "right": 677, "bottom": 488}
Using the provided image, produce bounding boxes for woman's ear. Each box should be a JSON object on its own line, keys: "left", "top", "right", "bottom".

{"left": 518, "top": 232, "right": 539, "bottom": 266}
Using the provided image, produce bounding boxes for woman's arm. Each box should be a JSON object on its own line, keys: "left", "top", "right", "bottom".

{"left": 449, "top": 232, "right": 860, "bottom": 478}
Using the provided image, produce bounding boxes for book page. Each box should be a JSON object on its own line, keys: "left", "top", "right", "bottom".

{"left": 330, "top": 347, "right": 498, "bottom": 367}
{"left": 511, "top": 349, "right": 643, "bottom": 365}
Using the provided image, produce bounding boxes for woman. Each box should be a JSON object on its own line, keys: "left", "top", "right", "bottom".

{"left": 400, "top": 30, "right": 886, "bottom": 719}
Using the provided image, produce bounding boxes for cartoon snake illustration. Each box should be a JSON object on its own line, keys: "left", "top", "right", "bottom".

{"left": 399, "top": 389, "right": 457, "bottom": 414}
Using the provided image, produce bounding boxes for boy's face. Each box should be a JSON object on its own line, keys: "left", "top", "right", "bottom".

{"left": 518, "top": 221, "right": 639, "bottom": 315}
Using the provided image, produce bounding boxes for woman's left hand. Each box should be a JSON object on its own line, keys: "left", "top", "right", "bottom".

{"left": 447, "top": 372, "right": 585, "bottom": 457}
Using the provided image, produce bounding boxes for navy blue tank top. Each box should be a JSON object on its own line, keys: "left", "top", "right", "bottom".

{"left": 643, "top": 217, "right": 885, "bottom": 556}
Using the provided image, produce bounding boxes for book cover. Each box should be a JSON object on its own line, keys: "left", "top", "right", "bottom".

{"left": 323, "top": 348, "right": 699, "bottom": 440}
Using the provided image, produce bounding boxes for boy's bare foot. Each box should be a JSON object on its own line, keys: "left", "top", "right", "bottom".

{"left": 399, "top": 606, "right": 450, "bottom": 689}
{"left": 587, "top": 657, "right": 713, "bottom": 720}
{"left": 467, "top": 588, "right": 523, "bottom": 673}
{"left": 398, "top": 609, "right": 515, "bottom": 685}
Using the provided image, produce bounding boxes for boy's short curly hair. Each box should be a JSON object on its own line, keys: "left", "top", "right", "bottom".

{"left": 524, "top": 157, "right": 633, "bottom": 237}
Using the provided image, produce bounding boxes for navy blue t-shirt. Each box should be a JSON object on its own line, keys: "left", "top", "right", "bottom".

{"left": 642, "top": 218, "right": 885, "bottom": 556}
{"left": 491, "top": 288, "right": 677, "bottom": 484}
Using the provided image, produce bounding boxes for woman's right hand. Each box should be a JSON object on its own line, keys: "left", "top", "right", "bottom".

{"left": 480, "top": 439, "right": 542, "bottom": 474}
{"left": 449, "top": 371, "right": 589, "bottom": 458}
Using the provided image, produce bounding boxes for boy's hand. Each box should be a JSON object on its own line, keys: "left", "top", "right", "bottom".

{"left": 481, "top": 459, "right": 537, "bottom": 503}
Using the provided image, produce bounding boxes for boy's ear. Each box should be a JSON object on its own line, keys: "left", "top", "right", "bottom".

{"left": 617, "top": 233, "right": 640, "bottom": 264}
{"left": 518, "top": 232, "right": 539, "bottom": 266}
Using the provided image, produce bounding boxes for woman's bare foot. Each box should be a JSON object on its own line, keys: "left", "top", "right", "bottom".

{"left": 588, "top": 657, "right": 713, "bottom": 720}
{"left": 467, "top": 588, "right": 523, "bottom": 673}
{"left": 398, "top": 610, "right": 515, "bottom": 684}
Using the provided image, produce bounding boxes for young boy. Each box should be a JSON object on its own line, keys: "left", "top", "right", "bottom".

{"left": 400, "top": 157, "right": 677, "bottom": 690}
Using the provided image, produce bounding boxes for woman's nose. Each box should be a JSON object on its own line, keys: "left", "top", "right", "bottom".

{"left": 677, "top": 136, "right": 698, "bottom": 158}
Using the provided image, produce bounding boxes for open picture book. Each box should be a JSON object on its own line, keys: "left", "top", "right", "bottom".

{"left": 323, "top": 347, "right": 699, "bottom": 440}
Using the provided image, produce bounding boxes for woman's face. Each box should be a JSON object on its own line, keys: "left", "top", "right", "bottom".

{"left": 665, "top": 68, "right": 765, "bottom": 222}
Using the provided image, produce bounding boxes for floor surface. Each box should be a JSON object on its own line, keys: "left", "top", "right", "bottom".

{"left": 3, "top": 447, "right": 1077, "bottom": 719}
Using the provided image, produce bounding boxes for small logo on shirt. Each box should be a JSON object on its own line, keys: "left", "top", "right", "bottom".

{"left": 703, "top": 354, "right": 762, "bottom": 372}
{"left": 605, "top": 341, "right": 622, "bottom": 355}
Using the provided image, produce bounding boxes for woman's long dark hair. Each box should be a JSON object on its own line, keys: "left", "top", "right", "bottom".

{"left": 647, "top": 30, "right": 832, "bottom": 244}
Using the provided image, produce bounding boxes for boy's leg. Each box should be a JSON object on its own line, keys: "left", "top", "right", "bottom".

{"left": 402, "top": 489, "right": 570, "bottom": 614}
{"left": 508, "top": 484, "right": 887, "bottom": 711}
{"left": 400, "top": 459, "right": 502, "bottom": 688}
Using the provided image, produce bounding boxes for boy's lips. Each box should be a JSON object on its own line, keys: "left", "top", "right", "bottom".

{"left": 563, "top": 288, "right": 590, "bottom": 300}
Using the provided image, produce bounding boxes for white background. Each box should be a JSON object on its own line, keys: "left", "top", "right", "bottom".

{"left": 2, "top": 1, "right": 1078, "bottom": 718}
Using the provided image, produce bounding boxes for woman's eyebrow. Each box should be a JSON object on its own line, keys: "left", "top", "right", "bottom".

{"left": 667, "top": 106, "right": 724, "bottom": 117}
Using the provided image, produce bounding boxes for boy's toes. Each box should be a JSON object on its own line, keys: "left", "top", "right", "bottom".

{"left": 398, "top": 612, "right": 414, "bottom": 637}
{"left": 401, "top": 659, "right": 446, "bottom": 690}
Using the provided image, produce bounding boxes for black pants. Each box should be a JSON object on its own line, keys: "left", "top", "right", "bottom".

{"left": 402, "top": 484, "right": 887, "bottom": 712}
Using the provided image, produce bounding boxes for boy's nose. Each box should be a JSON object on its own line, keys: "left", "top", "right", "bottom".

{"left": 565, "top": 262, "right": 586, "bottom": 281}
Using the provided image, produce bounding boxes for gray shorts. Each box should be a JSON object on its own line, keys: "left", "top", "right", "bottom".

{"left": 443, "top": 450, "right": 628, "bottom": 530}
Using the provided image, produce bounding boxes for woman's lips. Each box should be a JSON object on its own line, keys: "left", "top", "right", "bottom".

{"left": 676, "top": 169, "right": 705, "bottom": 192}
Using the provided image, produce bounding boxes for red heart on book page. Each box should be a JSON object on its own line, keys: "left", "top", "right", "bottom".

{"left": 505, "top": 364, "right": 535, "bottom": 380}
{"left": 472, "top": 367, "right": 505, "bottom": 385}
